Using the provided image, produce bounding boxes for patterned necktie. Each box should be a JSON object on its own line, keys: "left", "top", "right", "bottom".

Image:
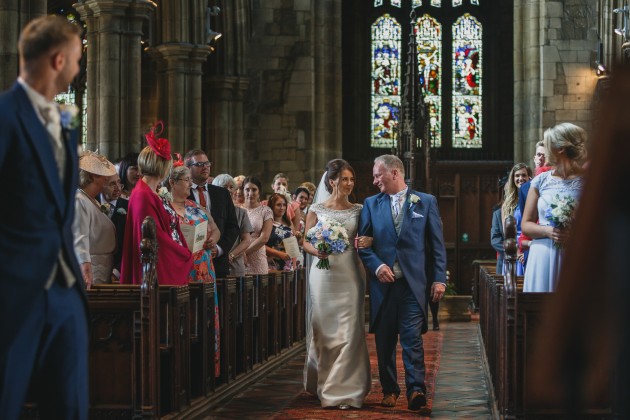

{"left": 197, "top": 185, "right": 207, "bottom": 209}
{"left": 39, "top": 104, "right": 65, "bottom": 181}
{"left": 392, "top": 191, "right": 404, "bottom": 218}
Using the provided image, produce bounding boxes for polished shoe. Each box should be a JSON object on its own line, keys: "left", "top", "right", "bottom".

{"left": 337, "top": 404, "right": 350, "bottom": 410}
{"left": 381, "top": 393, "right": 399, "bottom": 407}
{"left": 433, "top": 324, "right": 440, "bottom": 331}
{"left": 408, "top": 390, "right": 427, "bottom": 410}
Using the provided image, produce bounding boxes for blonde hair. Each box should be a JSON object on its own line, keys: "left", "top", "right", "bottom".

{"left": 138, "top": 146, "right": 172, "bottom": 180}
{"left": 543, "top": 123, "right": 588, "bottom": 166}
{"left": 501, "top": 162, "right": 532, "bottom": 219}
{"left": 18, "top": 15, "right": 81, "bottom": 64}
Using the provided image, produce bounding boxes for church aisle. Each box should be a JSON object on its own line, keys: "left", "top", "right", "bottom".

{"left": 204, "top": 321, "right": 492, "bottom": 419}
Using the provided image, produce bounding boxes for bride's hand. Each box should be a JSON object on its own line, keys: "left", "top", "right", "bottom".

{"left": 355, "top": 236, "right": 373, "bottom": 249}
{"left": 317, "top": 250, "right": 329, "bottom": 259}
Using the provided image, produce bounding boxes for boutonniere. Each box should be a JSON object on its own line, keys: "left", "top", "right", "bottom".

{"left": 408, "top": 194, "right": 421, "bottom": 205}
{"left": 58, "top": 103, "right": 80, "bottom": 129}
{"left": 116, "top": 208, "right": 127, "bottom": 215}
{"left": 157, "top": 186, "right": 172, "bottom": 202}
{"left": 100, "top": 202, "right": 111, "bottom": 214}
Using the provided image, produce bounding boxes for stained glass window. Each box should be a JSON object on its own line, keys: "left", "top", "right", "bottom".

{"left": 416, "top": 14, "right": 442, "bottom": 147}
{"left": 391, "top": 0, "right": 401, "bottom": 7}
{"left": 431, "top": 0, "right": 441, "bottom": 6}
{"left": 412, "top": 0, "right": 422, "bottom": 7}
{"left": 374, "top": 0, "right": 383, "bottom": 6}
{"left": 453, "top": 0, "right": 463, "bottom": 6}
{"left": 371, "top": 15, "right": 402, "bottom": 148}
{"left": 452, "top": 13, "right": 482, "bottom": 148}
{"left": 471, "top": 0, "right": 479, "bottom": 5}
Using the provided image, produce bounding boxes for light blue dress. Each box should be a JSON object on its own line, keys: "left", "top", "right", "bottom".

{"left": 523, "top": 171, "right": 583, "bottom": 292}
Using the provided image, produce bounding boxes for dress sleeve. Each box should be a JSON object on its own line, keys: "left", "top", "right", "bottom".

{"left": 72, "top": 194, "right": 92, "bottom": 264}
{"left": 262, "top": 206, "right": 273, "bottom": 222}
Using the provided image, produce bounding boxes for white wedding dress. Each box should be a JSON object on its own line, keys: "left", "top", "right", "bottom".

{"left": 303, "top": 203, "right": 371, "bottom": 408}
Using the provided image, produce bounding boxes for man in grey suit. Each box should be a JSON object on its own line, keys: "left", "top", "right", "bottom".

{"left": 359, "top": 155, "right": 447, "bottom": 412}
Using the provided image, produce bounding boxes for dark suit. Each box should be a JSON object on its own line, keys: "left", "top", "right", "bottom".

{"left": 359, "top": 190, "right": 447, "bottom": 398}
{"left": 98, "top": 195, "right": 129, "bottom": 272}
{"left": 491, "top": 207, "right": 505, "bottom": 274}
{"left": 0, "top": 83, "right": 87, "bottom": 418}
{"left": 188, "top": 183, "right": 239, "bottom": 278}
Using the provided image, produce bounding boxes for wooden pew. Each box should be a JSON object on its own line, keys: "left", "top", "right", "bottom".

{"left": 267, "top": 272, "right": 282, "bottom": 356}
{"left": 235, "top": 276, "right": 254, "bottom": 375}
{"left": 188, "top": 282, "right": 216, "bottom": 398}
{"left": 253, "top": 274, "right": 269, "bottom": 364}
{"left": 216, "top": 278, "right": 237, "bottom": 385}
{"left": 478, "top": 216, "right": 614, "bottom": 418}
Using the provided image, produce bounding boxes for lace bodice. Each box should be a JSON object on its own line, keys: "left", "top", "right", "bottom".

{"left": 532, "top": 170, "right": 584, "bottom": 227}
{"left": 309, "top": 203, "right": 363, "bottom": 238}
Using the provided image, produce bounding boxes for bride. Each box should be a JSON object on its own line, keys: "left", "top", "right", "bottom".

{"left": 303, "top": 159, "right": 372, "bottom": 409}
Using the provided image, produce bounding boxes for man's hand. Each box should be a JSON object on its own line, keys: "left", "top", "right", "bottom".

{"left": 376, "top": 265, "right": 395, "bottom": 283}
{"left": 431, "top": 282, "right": 446, "bottom": 302}
{"left": 81, "top": 262, "right": 93, "bottom": 290}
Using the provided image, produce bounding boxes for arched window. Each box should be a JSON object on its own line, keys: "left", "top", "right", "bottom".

{"left": 370, "top": 0, "right": 486, "bottom": 150}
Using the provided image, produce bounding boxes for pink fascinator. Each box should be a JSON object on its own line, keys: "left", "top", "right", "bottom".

{"left": 173, "top": 153, "right": 184, "bottom": 167}
{"left": 145, "top": 120, "right": 172, "bottom": 160}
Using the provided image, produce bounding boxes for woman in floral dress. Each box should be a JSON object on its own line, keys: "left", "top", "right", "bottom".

{"left": 265, "top": 193, "right": 296, "bottom": 271}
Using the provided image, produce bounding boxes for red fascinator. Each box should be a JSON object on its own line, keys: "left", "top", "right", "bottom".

{"left": 173, "top": 153, "right": 184, "bottom": 167}
{"left": 144, "top": 120, "right": 172, "bottom": 160}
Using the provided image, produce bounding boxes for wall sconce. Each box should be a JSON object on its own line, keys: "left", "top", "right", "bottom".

{"left": 206, "top": 5, "right": 222, "bottom": 46}
{"left": 594, "top": 38, "right": 608, "bottom": 77}
{"left": 614, "top": 6, "right": 629, "bottom": 41}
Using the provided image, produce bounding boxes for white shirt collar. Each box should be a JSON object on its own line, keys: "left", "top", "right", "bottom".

{"left": 192, "top": 182, "right": 208, "bottom": 190}
{"left": 389, "top": 187, "right": 408, "bottom": 200}
{"left": 17, "top": 77, "right": 57, "bottom": 125}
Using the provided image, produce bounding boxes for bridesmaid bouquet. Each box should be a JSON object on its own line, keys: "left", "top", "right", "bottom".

{"left": 545, "top": 194, "right": 577, "bottom": 249}
{"left": 306, "top": 217, "right": 350, "bottom": 269}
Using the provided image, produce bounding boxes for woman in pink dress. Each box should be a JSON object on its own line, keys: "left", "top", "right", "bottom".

{"left": 242, "top": 176, "right": 273, "bottom": 275}
{"left": 120, "top": 121, "right": 193, "bottom": 285}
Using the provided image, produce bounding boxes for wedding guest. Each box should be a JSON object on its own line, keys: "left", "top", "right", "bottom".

{"left": 266, "top": 193, "right": 297, "bottom": 271}
{"left": 166, "top": 164, "right": 220, "bottom": 283}
{"left": 0, "top": 16, "right": 87, "bottom": 418}
{"left": 168, "top": 164, "right": 221, "bottom": 376}
{"left": 99, "top": 173, "right": 128, "bottom": 280}
{"left": 522, "top": 123, "right": 587, "bottom": 292}
{"left": 120, "top": 122, "right": 193, "bottom": 285}
{"left": 233, "top": 185, "right": 245, "bottom": 207}
{"left": 212, "top": 174, "right": 253, "bottom": 277}
{"left": 300, "top": 181, "right": 317, "bottom": 206}
{"left": 185, "top": 149, "right": 239, "bottom": 278}
{"left": 271, "top": 172, "right": 289, "bottom": 194}
{"left": 290, "top": 186, "right": 310, "bottom": 241}
{"left": 242, "top": 176, "right": 273, "bottom": 275}
{"left": 501, "top": 163, "right": 532, "bottom": 275}
{"left": 117, "top": 152, "right": 140, "bottom": 199}
{"left": 233, "top": 174, "right": 246, "bottom": 189}
{"left": 73, "top": 151, "right": 118, "bottom": 288}
{"left": 490, "top": 175, "right": 508, "bottom": 274}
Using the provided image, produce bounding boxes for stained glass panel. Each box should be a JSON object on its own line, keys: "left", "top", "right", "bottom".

{"left": 452, "top": 13, "right": 482, "bottom": 148}
{"left": 391, "top": 0, "right": 401, "bottom": 7}
{"left": 471, "top": 0, "right": 479, "bottom": 5}
{"left": 412, "top": 0, "right": 422, "bottom": 7}
{"left": 374, "top": 0, "right": 384, "bottom": 6}
{"left": 431, "top": 0, "right": 441, "bottom": 6}
{"left": 416, "top": 14, "right": 442, "bottom": 147}
{"left": 371, "top": 15, "right": 402, "bottom": 148}
{"left": 453, "top": 0, "right": 463, "bottom": 6}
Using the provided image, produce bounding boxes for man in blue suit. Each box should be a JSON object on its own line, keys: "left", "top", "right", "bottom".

{"left": 0, "top": 16, "right": 87, "bottom": 419}
{"left": 359, "top": 154, "right": 447, "bottom": 411}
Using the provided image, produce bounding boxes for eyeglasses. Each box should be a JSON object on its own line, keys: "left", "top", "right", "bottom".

{"left": 190, "top": 161, "right": 211, "bottom": 168}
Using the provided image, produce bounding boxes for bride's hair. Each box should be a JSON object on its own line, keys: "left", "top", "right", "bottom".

{"left": 324, "top": 159, "right": 355, "bottom": 193}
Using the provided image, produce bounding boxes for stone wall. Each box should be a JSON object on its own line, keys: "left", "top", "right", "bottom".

{"left": 514, "top": 0, "right": 598, "bottom": 164}
{"left": 240, "top": 0, "right": 342, "bottom": 193}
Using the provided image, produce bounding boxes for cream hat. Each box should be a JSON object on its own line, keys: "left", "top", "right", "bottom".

{"left": 79, "top": 150, "right": 117, "bottom": 176}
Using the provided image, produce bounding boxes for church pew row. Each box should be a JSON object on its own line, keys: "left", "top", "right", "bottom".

{"left": 21, "top": 271, "right": 306, "bottom": 419}
{"left": 477, "top": 265, "right": 614, "bottom": 418}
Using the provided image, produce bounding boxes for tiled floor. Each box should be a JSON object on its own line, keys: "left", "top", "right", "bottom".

{"left": 204, "top": 321, "right": 494, "bottom": 419}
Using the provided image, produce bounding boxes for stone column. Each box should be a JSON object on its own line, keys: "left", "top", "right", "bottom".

{"left": 149, "top": 44, "right": 209, "bottom": 154}
{"left": 205, "top": 75, "right": 249, "bottom": 175}
{"left": 75, "top": 0, "right": 154, "bottom": 158}
{"left": 0, "top": 0, "right": 46, "bottom": 90}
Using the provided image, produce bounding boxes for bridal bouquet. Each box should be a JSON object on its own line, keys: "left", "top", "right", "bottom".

{"left": 305, "top": 217, "right": 350, "bottom": 270}
{"left": 545, "top": 194, "right": 577, "bottom": 249}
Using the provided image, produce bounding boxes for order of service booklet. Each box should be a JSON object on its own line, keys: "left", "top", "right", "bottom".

{"left": 180, "top": 220, "right": 207, "bottom": 253}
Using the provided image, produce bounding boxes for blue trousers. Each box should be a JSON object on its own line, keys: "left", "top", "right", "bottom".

{"left": 0, "top": 283, "right": 88, "bottom": 420}
{"left": 374, "top": 277, "right": 426, "bottom": 399}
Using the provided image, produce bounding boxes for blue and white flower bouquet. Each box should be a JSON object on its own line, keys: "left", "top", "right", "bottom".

{"left": 545, "top": 194, "right": 577, "bottom": 249}
{"left": 305, "top": 217, "right": 350, "bottom": 270}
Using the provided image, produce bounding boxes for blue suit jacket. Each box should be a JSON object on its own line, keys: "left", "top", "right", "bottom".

{"left": 0, "top": 83, "right": 84, "bottom": 347}
{"left": 359, "top": 190, "right": 447, "bottom": 332}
